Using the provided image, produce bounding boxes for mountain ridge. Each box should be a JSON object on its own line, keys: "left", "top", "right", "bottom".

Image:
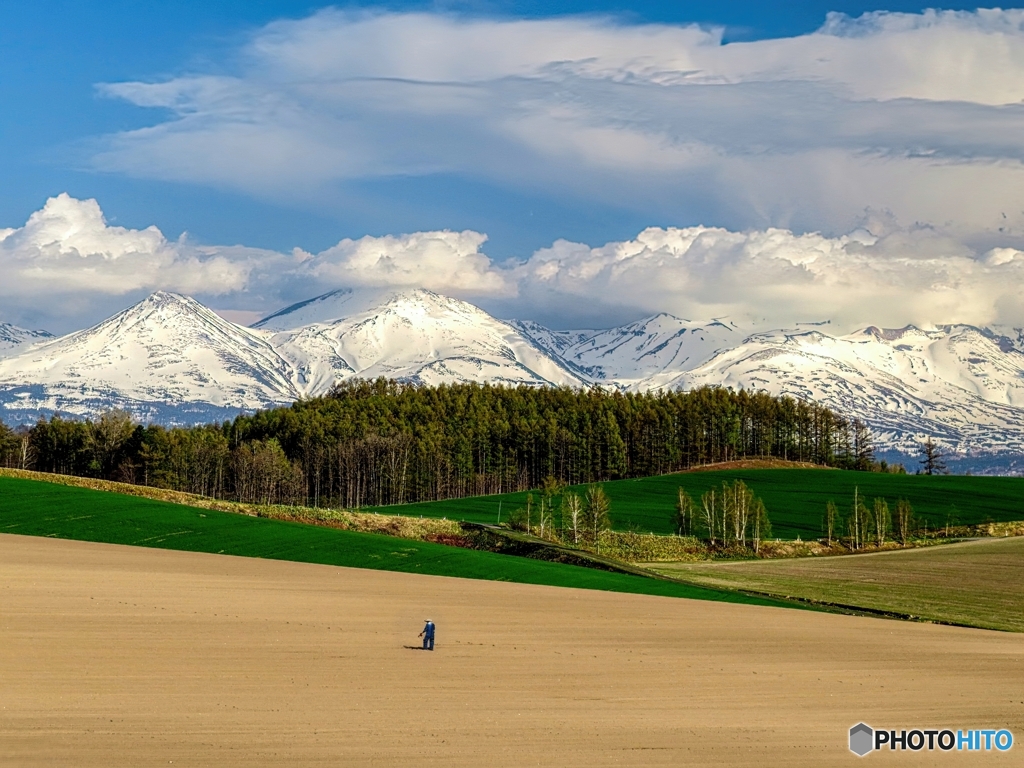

{"left": 0, "top": 322, "right": 53, "bottom": 354}
{"left": 1, "top": 289, "right": 1023, "bottom": 469}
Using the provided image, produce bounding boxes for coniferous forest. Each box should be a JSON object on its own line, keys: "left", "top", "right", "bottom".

{"left": 0, "top": 380, "right": 873, "bottom": 507}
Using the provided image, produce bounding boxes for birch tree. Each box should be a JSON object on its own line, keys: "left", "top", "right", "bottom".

{"left": 824, "top": 500, "right": 840, "bottom": 547}
{"left": 894, "top": 498, "right": 915, "bottom": 546}
{"left": 562, "top": 492, "right": 583, "bottom": 545}
{"left": 872, "top": 498, "right": 891, "bottom": 547}
{"left": 674, "top": 487, "right": 694, "bottom": 536}
{"left": 700, "top": 488, "right": 718, "bottom": 546}
{"left": 847, "top": 486, "right": 872, "bottom": 550}
{"left": 751, "top": 498, "right": 772, "bottom": 554}
{"left": 584, "top": 484, "right": 611, "bottom": 553}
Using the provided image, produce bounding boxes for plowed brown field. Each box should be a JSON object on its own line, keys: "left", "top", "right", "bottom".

{"left": 2, "top": 533, "right": 1022, "bottom": 766}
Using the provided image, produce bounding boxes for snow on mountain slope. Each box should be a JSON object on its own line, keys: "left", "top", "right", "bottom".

{"left": 253, "top": 288, "right": 383, "bottom": 331}
{"left": 0, "top": 292, "right": 298, "bottom": 423}
{"left": 506, "top": 320, "right": 593, "bottom": 358}
{"left": 986, "top": 325, "right": 1024, "bottom": 354}
{"left": 272, "top": 289, "right": 587, "bottom": 392}
{"left": 0, "top": 323, "right": 52, "bottom": 356}
{"left": 578, "top": 315, "right": 740, "bottom": 386}
{"left": 512, "top": 314, "right": 742, "bottom": 387}
{"left": 668, "top": 325, "right": 1024, "bottom": 455}
{"left": 5, "top": 287, "right": 1024, "bottom": 463}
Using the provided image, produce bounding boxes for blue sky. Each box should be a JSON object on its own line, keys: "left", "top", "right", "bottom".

{"left": 3, "top": 2, "right": 1024, "bottom": 333}
{"left": 0, "top": 1, "right": 983, "bottom": 254}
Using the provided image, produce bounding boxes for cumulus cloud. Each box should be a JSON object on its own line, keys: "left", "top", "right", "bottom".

{"left": 0, "top": 194, "right": 252, "bottom": 296}
{"left": 513, "top": 222, "right": 1024, "bottom": 331}
{"left": 302, "top": 230, "right": 511, "bottom": 294}
{"left": 0, "top": 195, "right": 282, "bottom": 331}
{"left": 0, "top": 195, "right": 510, "bottom": 331}
{"left": 4, "top": 194, "right": 1024, "bottom": 336}
{"left": 91, "top": 8, "right": 1024, "bottom": 241}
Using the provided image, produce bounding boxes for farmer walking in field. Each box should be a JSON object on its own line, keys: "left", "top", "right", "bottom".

{"left": 419, "top": 619, "right": 435, "bottom": 651}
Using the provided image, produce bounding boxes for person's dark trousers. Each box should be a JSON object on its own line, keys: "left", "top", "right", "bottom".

{"left": 423, "top": 635, "right": 434, "bottom": 650}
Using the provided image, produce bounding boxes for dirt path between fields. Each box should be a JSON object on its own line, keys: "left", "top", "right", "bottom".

{"left": 1, "top": 533, "right": 1021, "bottom": 766}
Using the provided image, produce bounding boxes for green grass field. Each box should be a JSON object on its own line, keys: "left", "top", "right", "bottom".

{"left": 372, "top": 468, "right": 1024, "bottom": 540}
{"left": 649, "top": 537, "right": 1024, "bottom": 632}
{"left": 0, "top": 476, "right": 786, "bottom": 607}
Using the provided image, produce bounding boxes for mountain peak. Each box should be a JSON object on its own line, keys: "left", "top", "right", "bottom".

{"left": 141, "top": 290, "right": 202, "bottom": 308}
{"left": 0, "top": 291, "right": 298, "bottom": 421}
{"left": 0, "top": 322, "right": 53, "bottom": 354}
{"left": 254, "top": 287, "right": 484, "bottom": 331}
{"left": 6, "top": 288, "right": 1024, "bottom": 466}
{"left": 861, "top": 324, "right": 927, "bottom": 342}
{"left": 100, "top": 291, "right": 228, "bottom": 332}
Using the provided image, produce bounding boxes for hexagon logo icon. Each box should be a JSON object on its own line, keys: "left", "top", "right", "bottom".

{"left": 849, "top": 723, "right": 874, "bottom": 757}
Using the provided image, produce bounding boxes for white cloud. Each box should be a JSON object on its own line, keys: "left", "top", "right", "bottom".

{"left": 0, "top": 194, "right": 254, "bottom": 296}
{"left": 514, "top": 223, "right": 1024, "bottom": 330}
{"left": 4, "top": 194, "right": 1024, "bottom": 336}
{"left": 0, "top": 195, "right": 511, "bottom": 331}
{"left": 0, "top": 194, "right": 280, "bottom": 331}
{"left": 90, "top": 9, "right": 1024, "bottom": 241}
{"left": 303, "top": 230, "right": 512, "bottom": 294}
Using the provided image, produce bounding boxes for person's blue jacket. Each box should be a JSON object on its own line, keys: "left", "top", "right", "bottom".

{"left": 422, "top": 621, "right": 435, "bottom": 637}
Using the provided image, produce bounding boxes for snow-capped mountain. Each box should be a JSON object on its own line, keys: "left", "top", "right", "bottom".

{"left": 252, "top": 287, "right": 376, "bottom": 331}
{"left": 0, "top": 289, "right": 584, "bottom": 424}
{"left": 668, "top": 325, "right": 1024, "bottom": 457}
{"left": 0, "top": 292, "right": 298, "bottom": 423}
{"left": 3, "top": 288, "right": 1024, "bottom": 467}
{"left": 506, "top": 320, "right": 593, "bottom": 358}
{"left": 0, "top": 323, "right": 52, "bottom": 355}
{"left": 268, "top": 289, "right": 587, "bottom": 392}
{"left": 517, "top": 315, "right": 743, "bottom": 388}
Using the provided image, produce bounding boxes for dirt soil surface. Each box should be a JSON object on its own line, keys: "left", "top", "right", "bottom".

{"left": 2, "top": 534, "right": 1022, "bottom": 767}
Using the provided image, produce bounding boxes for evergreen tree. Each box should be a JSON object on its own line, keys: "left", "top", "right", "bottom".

{"left": 5, "top": 380, "right": 865, "bottom": 508}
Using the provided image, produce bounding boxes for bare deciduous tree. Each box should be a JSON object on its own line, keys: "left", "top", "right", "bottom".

{"left": 751, "top": 498, "right": 772, "bottom": 554}
{"left": 584, "top": 485, "right": 611, "bottom": 553}
{"left": 824, "top": 500, "right": 840, "bottom": 547}
{"left": 700, "top": 488, "right": 718, "bottom": 546}
{"left": 674, "top": 487, "right": 694, "bottom": 536}
{"left": 873, "top": 498, "right": 890, "bottom": 547}
{"left": 920, "top": 438, "right": 947, "bottom": 475}
{"left": 848, "top": 486, "right": 873, "bottom": 550}
{"left": 894, "top": 498, "right": 915, "bottom": 546}
{"left": 561, "top": 492, "right": 583, "bottom": 545}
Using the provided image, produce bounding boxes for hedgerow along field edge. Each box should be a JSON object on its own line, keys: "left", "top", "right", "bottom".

{"left": 371, "top": 468, "right": 1024, "bottom": 540}
{"left": 0, "top": 475, "right": 789, "bottom": 608}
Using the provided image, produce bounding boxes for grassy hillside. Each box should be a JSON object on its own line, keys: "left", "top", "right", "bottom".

{"left": 370, "top": 468, "right": 1024, "bottom": 540}
{"left": 650, "top": 537, "right": 1024, "bottom": 632}
{"left": 0, "top": 475, "right": 785, "bottom": 607}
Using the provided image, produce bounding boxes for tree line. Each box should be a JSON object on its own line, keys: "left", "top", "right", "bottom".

{"left": 507, "top": 478, "right": 773, "bottom": 556}
{"left": 674, "top": 480, "right": 773, "bottom": 553}
{"left": 1, "top": 379, "right": 875, "bottom": 507}
{"left": 824, "top": 488, "right": 923, "bottom": 549}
